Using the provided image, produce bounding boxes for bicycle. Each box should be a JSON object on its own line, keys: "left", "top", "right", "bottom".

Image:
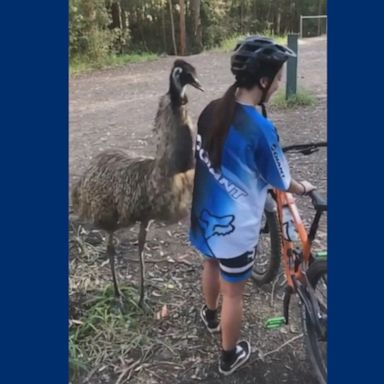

{"left": 252, "top": 142, "right": 327, "bottom": 384}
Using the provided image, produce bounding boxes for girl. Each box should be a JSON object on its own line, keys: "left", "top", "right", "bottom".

{"left": 189, "top": 36, "right": 315, "bottom": 375}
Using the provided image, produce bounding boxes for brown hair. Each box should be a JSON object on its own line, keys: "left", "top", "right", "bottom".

{"left": 204, "top": 82, "right": 238, "bottom": 170}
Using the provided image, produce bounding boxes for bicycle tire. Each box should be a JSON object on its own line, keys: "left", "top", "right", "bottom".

{"left": 251, "top": 210, "right": 281, "bottom": 285}
{"left": 302, "top": 259, "right": 327, "bottom": 384}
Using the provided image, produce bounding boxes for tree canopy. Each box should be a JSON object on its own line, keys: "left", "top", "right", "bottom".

{"left": 69, "top": 0, "right": 327, "bottom": 62}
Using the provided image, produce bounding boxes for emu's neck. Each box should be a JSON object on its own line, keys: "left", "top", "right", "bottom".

{"left": 153, "top": 95, "right": 194, "bottom": 177}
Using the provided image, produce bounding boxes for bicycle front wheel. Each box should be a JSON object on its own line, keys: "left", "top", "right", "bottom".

{"left": 302, "top": 259, "right": 327, "bottom": 384}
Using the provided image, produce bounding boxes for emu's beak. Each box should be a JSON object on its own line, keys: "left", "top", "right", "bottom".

{"left": 191, "top": 77, "right": 204, "bottom": 92}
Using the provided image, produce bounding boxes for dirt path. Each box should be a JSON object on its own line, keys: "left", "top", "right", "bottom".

{"left": 69, "top": 37, "right": 326, "bottom": 173}
{"left": 69, "top": 37, "right": 327, "bottom": 384}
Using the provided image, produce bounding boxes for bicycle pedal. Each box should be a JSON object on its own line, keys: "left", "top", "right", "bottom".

{"left": 314, "top": 251, "right": 327, "bottom": 260}
{"left": 265, "top": 316, "right": 286, "bottom": 329}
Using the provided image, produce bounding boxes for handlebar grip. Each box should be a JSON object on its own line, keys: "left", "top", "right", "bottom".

{"left": 308, "top": 190, "right": 327, "bottom": 211}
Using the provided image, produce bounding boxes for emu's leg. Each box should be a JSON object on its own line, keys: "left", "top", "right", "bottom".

{"left": 137, "top": 220, "right": 152, "bottom": 308}
{"left": 107, "top": 232, "right": 121, "bottom": 299}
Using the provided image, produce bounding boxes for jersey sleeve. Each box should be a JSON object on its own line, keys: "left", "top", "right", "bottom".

{"left": 254, "top": 125, "right": 291, "bottom": 191}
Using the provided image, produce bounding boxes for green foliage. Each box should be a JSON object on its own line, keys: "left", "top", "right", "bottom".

{"left": 69, "top": 0, "right": 130, "bottom": 62}
{"left": 69, "top": 0, "right": 327, "bottom": 71}
{"left": 70, "top": 52, "right": 158, "bottom": 75}
{"left": 271, "top": 88, "right": 316, "bottom": 109}
{"left": 213, "top": 33, "right": 287, "bottom": 53}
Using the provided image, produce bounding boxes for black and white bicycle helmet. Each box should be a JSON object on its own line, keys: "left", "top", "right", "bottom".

{"left": 231, "top": 35, "right": 296, "bottom": 115}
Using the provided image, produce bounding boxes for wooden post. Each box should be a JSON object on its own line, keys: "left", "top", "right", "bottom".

{"left": 286, "top": 33, "right": 299, "bottom": 100}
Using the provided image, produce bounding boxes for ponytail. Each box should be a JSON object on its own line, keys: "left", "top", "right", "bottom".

{"left": 204, "top": 82, "right": 238, "bottom": 170}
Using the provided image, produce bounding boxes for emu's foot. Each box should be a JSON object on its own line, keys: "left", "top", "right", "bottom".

{"left": 138, "top": 296, "right": 151, "bottom": 314}
{"left": 113, "top": 294, "right": 126, "bottom": 313}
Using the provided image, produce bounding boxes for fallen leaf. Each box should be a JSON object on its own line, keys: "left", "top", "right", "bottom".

{"left": 155, "top": 305, "right": 168, "bottom": 320}
{"left": 69, "top": 319, "right": 84, "bottom": 326}
{"left": 161, "top": 304, "right": 168, "bottom": 318}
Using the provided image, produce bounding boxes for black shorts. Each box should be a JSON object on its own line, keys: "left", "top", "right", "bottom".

{"left": 202, "top": 247, "right": 257, "bottom": 283}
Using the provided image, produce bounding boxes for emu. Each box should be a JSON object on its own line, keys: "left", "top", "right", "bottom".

{"left": 71, "top": 60, "right": 203, "bottom": 308}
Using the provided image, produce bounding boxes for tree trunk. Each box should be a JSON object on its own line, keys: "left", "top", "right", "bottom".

{"left": 190, "top": 0, "right": 202, "bottom": 52}
{"left": 110, "top": 1, "right": 122, "bottom": 29}
{"left": 240, "top": 1, "right": 244, "bottom": 34}
{"left": 179, "top": 0, "right": 186, "bottom": 55}
{"left": 267, "top": 0, "right": 272, "bottom": 33}
{"left": 161, "top": 6, "right": 167, "bottom": 53}
{"left": 168, "top": 0, "right": 177, "bottom": 55}
{"left": 120, "top": 8, "right": 128, "bottom": 54}
{"left": 121, "top": 9, "right": 127, "bottom": 30}
{"left": 277, "top": 9, "right": 281, "bottom": 35}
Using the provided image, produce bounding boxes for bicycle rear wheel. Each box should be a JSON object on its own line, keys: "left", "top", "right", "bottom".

{"left": 302, "top": 259, "right": 327, "bottom": 384}
{"left": 251, "top": 210, "right": 281, "bottom": 285}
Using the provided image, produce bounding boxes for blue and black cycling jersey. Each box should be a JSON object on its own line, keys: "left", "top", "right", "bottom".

{"left": 189, "top": 100, "right": 291, "bottom": 259}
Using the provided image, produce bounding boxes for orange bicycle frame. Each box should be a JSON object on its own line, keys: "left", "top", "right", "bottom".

{"left": 275, "top": 190, "right": 312, "bottom": 290}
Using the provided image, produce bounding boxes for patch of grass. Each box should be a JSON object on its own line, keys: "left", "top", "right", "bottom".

{"left": 69, "top": 284, "right": 154, "bottom": 382}
{"left": 69, "top": 52, "right": 159, "bottom": 75}
{"left": 69, "top": 333, "right": 88, "bottom": 382}
{"left": 271, "top": 88, "right": 316, "bottom": 109}
{"left": 69, "top": 224, "right": 158, "bottom": 382}
{"left": 213, "top": 33, "right": 288, "bottom": 53}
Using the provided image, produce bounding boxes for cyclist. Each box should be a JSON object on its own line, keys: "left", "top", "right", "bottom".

{"left": 189, "top": 35, "right": 316, "bottom": 375}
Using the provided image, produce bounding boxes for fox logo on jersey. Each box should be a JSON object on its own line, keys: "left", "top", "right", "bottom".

{"left": 198, "top": 210, "right": 235, "bottom": 240}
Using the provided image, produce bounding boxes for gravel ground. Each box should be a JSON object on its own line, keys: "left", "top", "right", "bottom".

{"left": 69, "top": 36, "right": 327, "bottom": 384}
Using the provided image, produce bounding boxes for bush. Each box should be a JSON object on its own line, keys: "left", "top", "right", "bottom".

{"left": 69, "top": 0, "right": 130, "bottom": 62}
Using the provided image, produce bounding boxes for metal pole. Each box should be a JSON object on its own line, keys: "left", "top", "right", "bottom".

{"left": 286, "top": 33, "right": 299, "bottom": 100}
{"left": 300, "top": 16, "right": 303, "bottom": 38}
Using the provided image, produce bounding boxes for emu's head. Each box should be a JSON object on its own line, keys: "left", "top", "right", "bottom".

{"left": 169, "top": 60, "right": 204, "bottom": 105}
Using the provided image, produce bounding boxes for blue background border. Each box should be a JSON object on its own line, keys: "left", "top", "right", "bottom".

{"left": 0, "top": 2, "right": 68, "bottom": 382}
{"left": 328, "top": 1, "right": 384, "bottom": 383}
{"left": 0, "top": 1, "right": 383, "bottom": 383}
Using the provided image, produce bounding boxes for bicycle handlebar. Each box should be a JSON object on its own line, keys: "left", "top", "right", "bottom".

{"left": 308, "top": 190, "right": 327, "bottom": 211}
{"left": 280, "top": 141, "right": 327, "bottom": 210}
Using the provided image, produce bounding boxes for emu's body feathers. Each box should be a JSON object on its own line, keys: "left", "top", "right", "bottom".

{"left": 71, "top": 149, "right": 194, "bottom": 231}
